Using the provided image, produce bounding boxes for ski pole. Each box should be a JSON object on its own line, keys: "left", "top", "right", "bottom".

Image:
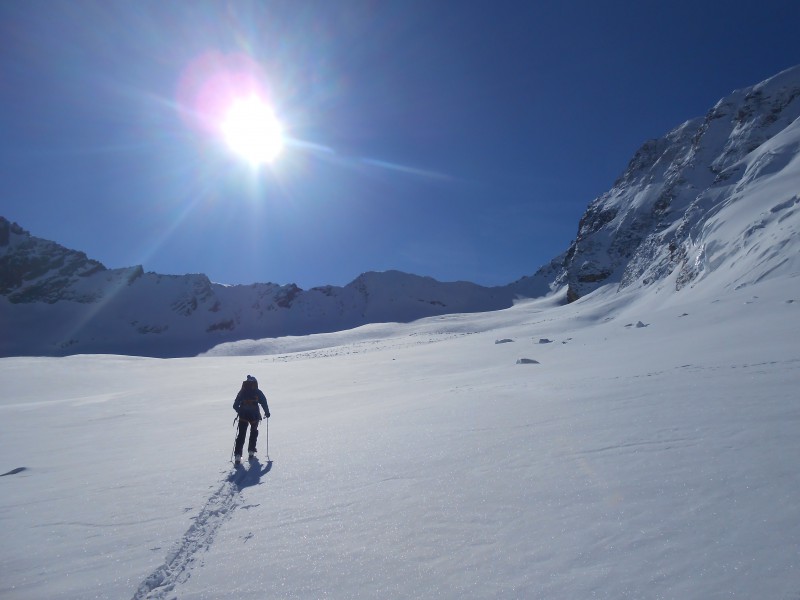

{"left": 231, "top": 415, "right": 239, "bottom": 463}
{"left": 265, "top": 417, "right": 270, "bottom": 461}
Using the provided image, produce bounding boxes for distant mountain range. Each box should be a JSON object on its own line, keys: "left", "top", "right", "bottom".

{"left": 0, "top": 218, "right": 554, "bottom": 357}
{"left": 2, "top": 65, "right": 798, "bottom": 357}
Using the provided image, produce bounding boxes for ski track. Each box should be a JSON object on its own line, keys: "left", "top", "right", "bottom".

{"left": 131, "top": 461, "right": 271, "bottom": 600}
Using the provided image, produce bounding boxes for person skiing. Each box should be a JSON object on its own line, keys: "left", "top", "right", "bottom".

{"left": 232, "top": 375, "right": 270, "bottom": 464}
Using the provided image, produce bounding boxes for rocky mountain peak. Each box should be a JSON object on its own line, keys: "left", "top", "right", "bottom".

{"left": 561, "top": 64, "right": 800, "bottom": 302}
{"left": 0, "top": 216, "right": 108, "bottom": 303}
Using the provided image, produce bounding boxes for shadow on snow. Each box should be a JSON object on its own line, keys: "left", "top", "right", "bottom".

{"left": 229, "top": 457, "right": 273, "bottom": 491}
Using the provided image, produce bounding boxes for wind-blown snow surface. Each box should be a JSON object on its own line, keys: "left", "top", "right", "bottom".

{"left": 1, "top": 270, "right": 799, "bottom": 599}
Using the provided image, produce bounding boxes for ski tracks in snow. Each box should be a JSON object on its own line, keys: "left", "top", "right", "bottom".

{"left": 132, "top": 460, "right": 271, "bottom": 599}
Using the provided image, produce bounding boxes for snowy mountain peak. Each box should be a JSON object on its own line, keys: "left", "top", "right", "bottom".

{"left": 561, "top": 64, "right": 800, "bottom": 301}
{"left": 0, "top": 217, "right": 109, "bottom": 304}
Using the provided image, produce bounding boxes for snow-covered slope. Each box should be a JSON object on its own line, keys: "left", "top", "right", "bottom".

{"left": 1, "top": 270, "right": 798, "bottom": 599}
{"left": 558, "top": 64, "right": 800, "bottom": 301}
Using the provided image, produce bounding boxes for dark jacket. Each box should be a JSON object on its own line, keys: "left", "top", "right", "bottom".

{"left": 233, "top": 386, "right": 270, "bottom": 422}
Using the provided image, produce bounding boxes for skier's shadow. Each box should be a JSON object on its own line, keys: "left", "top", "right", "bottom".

{"left": 230, "top": 458, "right": 272, "bottom": 491}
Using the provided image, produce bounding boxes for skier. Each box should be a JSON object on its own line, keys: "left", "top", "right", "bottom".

{"left": 232, "top": 375, "right": 270, "bottom": 464}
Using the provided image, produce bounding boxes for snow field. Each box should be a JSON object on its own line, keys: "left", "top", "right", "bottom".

{"left": 1, "top": 277, "right": 799, "bottom": 598}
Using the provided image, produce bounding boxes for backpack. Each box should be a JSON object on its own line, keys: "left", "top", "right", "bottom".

{"left": 241, "top": 388, "right": 259, "bottom": 407}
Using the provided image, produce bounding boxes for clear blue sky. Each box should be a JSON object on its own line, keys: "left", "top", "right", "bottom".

{"left": 2, "top": 1, "right": 798, "bottom": 289}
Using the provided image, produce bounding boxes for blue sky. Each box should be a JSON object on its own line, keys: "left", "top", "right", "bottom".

{"left": 1, "top": 1, "right": 798, "bottom": 289}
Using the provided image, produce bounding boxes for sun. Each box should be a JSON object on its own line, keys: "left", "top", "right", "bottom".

{"left": 220, "top": 96, "right": 284, "bottom": 165}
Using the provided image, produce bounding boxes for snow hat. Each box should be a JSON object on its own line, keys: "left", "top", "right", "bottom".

{"left": 246, "top": 374, "right": 258, "bottom": 385}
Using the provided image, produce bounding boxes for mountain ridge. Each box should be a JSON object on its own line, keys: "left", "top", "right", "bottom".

{"left": 2, "top": 64, "right": 799, "bottom": 357}
{"left": 0, "top": 217, "right": 554, "bottom": 356}
{"left": 559, "top": 64, "right": 800, "bottom": 301}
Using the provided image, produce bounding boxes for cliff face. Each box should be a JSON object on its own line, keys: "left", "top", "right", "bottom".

{"left": 559, "top": 65, "right": 800, "bottom": 301}
{"left": 0, "top": 218, "right": 107, "bottom": 304}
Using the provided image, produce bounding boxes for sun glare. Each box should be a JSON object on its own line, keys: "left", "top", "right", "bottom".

{"left": 220, "top": 96, "right": 284, "bottom": 165}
